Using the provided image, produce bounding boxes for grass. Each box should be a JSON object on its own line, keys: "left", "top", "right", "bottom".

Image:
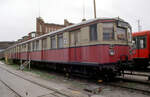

{"left": 29, "top": 69, "right": 56, "bottom": 80}
{"left": 126, "top": 82, "right": 137, "bottom": 88}
{"left": 1, "top": 60, "right": 56, "bottom": 80}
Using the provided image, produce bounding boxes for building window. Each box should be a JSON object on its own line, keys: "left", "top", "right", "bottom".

{"left": 45, "top": 27, "right": 47, "bottom": 33}
{"left": 58, "top": 34, "right": 63, "bottom": 48}
{"left": 103, "top": 23, "right": 114, "bottom": 40}
{"left": 49, "top": 28, "right": 51, "bottom": 32}
{"left": 31, "top": 33, "right": 36, "bottom": 38}
{"left": 39, "top": 24, "right": 42, "bottom": 32}
{"left": 90, "top": 24, "right": 97, "bottom": 41}
{"left": 51, "top": 36, "right": 56, "bottom": 49}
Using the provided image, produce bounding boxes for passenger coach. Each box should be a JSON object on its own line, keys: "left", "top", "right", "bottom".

{"left": 132, "top": 31, "right": 150, "bottom": 69}
{"left": 5, "top": 17, "right": 132, "bottom": 79}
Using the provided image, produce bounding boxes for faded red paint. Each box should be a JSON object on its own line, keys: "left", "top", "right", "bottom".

{"left": 132, "top": 31, "right": 150, "bottom": 59}
{"left": 11, "top": 45, "right": 130, "bottom": 65}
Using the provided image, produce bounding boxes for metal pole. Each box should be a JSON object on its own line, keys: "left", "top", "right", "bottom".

{"left": 93, "top": 0, "right": 97, "bottom": 18}
{"left": 38, "top": 0, "right": 41, "bottom": 17}
{"left": 138, "top": 20, "right": 140, "bottom": 32}
{"left": 29, "top": 55, "right": 30, "bottom": 70}
{"left": 83, "top": 0, "right": 85, "bottom": 19}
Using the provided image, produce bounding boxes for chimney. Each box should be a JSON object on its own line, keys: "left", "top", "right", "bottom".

{"left": 64, "top": 19, "right": 70, "bottom": 26}
{"left": 36, "top": 17, "right": 45, "bottom": 36}
{"left": 82, "top": 18, "right": 86, "bottom": 21}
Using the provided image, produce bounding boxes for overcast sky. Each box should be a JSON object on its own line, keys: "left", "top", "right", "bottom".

{"left": 0, "top": 0, "right": 150, "bottom": 41}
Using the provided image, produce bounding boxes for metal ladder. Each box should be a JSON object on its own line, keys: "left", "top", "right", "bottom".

{"left": 20, "top": 59, "right": 31, "bottom": 71}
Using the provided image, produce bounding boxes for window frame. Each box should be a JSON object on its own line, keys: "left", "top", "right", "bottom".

{"left": 36, "top": 40, "right": 39, "bottom": 51}
{"left": 102, "top": 22, "right": 115, "bottom": 41}
{"left": 90, "top": 24, "right": 98, "bottom": 41}
{"left": 133, "top": 36, "right": 147, "bottom": 49}
{"left": 116, "top": 27, "right": 127, "bottom": 41}
{"left": 51, "top": 35, "right": 56, "bottom": 49}
{"left": 57, "top": 34, "right": 64, "bottom": 48}
{"left": 42, "top": 38, "right": 47, "bottom": 50}
{"left": 139, "top": 36, "right": 147, "bottom": 49}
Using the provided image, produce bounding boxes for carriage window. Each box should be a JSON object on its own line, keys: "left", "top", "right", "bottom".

{"left": 24, "top": 44, "right": 26, "bottom": 52}
{"left": 36, "top": 40, "right": 39, "bottom": 50}
{"left": 58, "top": 34, "right": 63, "bottom": 48}
{"left": 28, "top": 43, "right": 31, "bottom": 51}
{"left": 42, "top": 38, "right": 47, "bottom": 50}
{"left": 90, "top": 24, "right": 97, "bottom": 41}
{"left": 128, "top": 28, "right": 132, "bottom": 42}
{"left": 139, "top": 37, "right": 146, "bottom": 49}
{"left": 117, "top": 27, "right": 126, "bottom": 40}
{"left": 51, "top": 36, "right": 56, "bottom": 49}
{"left": 103, "top": 23, "right": 114, "bottom": 40}
{"left": 32, "top": 41, "right": 36, "bottom": 51}
{"left": 133, "top": 37, "right": 137, "bottom": 49}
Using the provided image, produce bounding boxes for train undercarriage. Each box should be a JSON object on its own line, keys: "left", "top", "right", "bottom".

{"left": 11, "top": 59, "right": 122, "bottom": 81}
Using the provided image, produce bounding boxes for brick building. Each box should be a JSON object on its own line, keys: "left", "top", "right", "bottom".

{"left": 36, "top": 17, "right": 74, "bottom": 36}
{"left": 17, "top": 17, "right": 74, "bottom": 42}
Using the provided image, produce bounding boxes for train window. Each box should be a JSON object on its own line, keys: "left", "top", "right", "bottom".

{"left": 58, "top": 34, "right": 63, "bottom": 48}
{"left": 128, "top": 28, "right": 132, "bottom": 42}
{"left": 103, "top": 23, "right": 114, "bottom": 40}
{"left": 51, "top": 36, "right": 56, "bottom": 49}
{"left": 132, "top": 37, "right": 137, "bottom": 49}
{"left": 42, "top": 38, "right": 47, "bottom": 50}
{"left": 90, "top": 24, "right": 97, "bottom": 41}
{"left": 24, "top": 44, "right": 26, "bottom": 52}
{"left": 28, "top": 43, "right": 31, "bottom": 52}
{"left": 74, "top": 30, "right": 79, "bottom": 43}
{"left": 70, "top": 29, "right": 80, "bottom": 45}
{"left": 32, "top": 41, "right": 36, "bottom": 51}
{"left": 139, "top": 37, "right": 146, "bottom": 49}
{"left": 117, "top": 27, "right": 127, "bottom": 40}
{"left": 36, "top": 40, "right": 39, "bottom": 50}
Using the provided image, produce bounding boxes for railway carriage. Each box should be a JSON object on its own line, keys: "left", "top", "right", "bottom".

{"left": 132, "top": 31, "right": 150, "bottom": 69}
{"left": 5, "top": 17, "right": 132, "bottom": 79}
{"left": 0, "top": 50, "right": 4, "bottom": 59}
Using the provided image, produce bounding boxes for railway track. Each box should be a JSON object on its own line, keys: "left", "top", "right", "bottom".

{"left": 105, "top": 82, "right": 150, "bottom": 95}
{"left": 1, "top": 61, "right": 150, "bottom": 97}
{"left": 124, "top": 70, "right": 150, "bottom": 77}
{"left": 0, "top": 65, "right": 72, "bottom": 97}
{"left": 104, "top": 76, "right": 150, "bottom": 95}
{"left": 0, "top": 78, "right": 21, "bottom": 97}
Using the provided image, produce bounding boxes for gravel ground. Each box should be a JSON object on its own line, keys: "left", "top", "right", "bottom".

{"left": 1, "top": 62, "right": 150, "bottom": 97}
{"left": 0, "top": 80, "right": 19, "bottom": 97}
{"left": 31, "top": 72, "right": 150, "bottom": 97}
{"left": 25, "top": 71, "right": 150, "bottom": 97}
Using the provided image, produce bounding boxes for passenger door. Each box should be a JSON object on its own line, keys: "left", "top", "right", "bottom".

{"left": 138, "top": 36, "right": 148, "bottom": 58}
{"left": 133, "top": 36, "right": 148, "bottom": 58}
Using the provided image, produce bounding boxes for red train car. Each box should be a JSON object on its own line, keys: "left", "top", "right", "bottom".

{"left": 0, "top": 50, "right": 4, "bottom": 59}
{"left": 132, "top": 31, "right": 150, "bottom": 68}
{"left": 5, "top": 17, "right": 132, "bottom": 80}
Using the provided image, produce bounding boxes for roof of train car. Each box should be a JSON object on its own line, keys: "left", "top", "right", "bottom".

{"left": 132, "top": 30, "right": 150, "bottom": 36}
{"left": 6, "top": 17, "right": 129, "bottom": 50}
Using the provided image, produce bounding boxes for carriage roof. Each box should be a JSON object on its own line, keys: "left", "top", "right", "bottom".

{"left": 6, "top": 17, "right": 128, "bottom": 50}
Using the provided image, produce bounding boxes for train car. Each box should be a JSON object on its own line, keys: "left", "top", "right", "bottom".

{"left": 5, "top": 17, "right": 132, "bottom": 80}
{"left": 0, "top": 50, "right": 4, "bottom": 59}
{"left": 132, "top": 31, "right": 150, "bottom": 69}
